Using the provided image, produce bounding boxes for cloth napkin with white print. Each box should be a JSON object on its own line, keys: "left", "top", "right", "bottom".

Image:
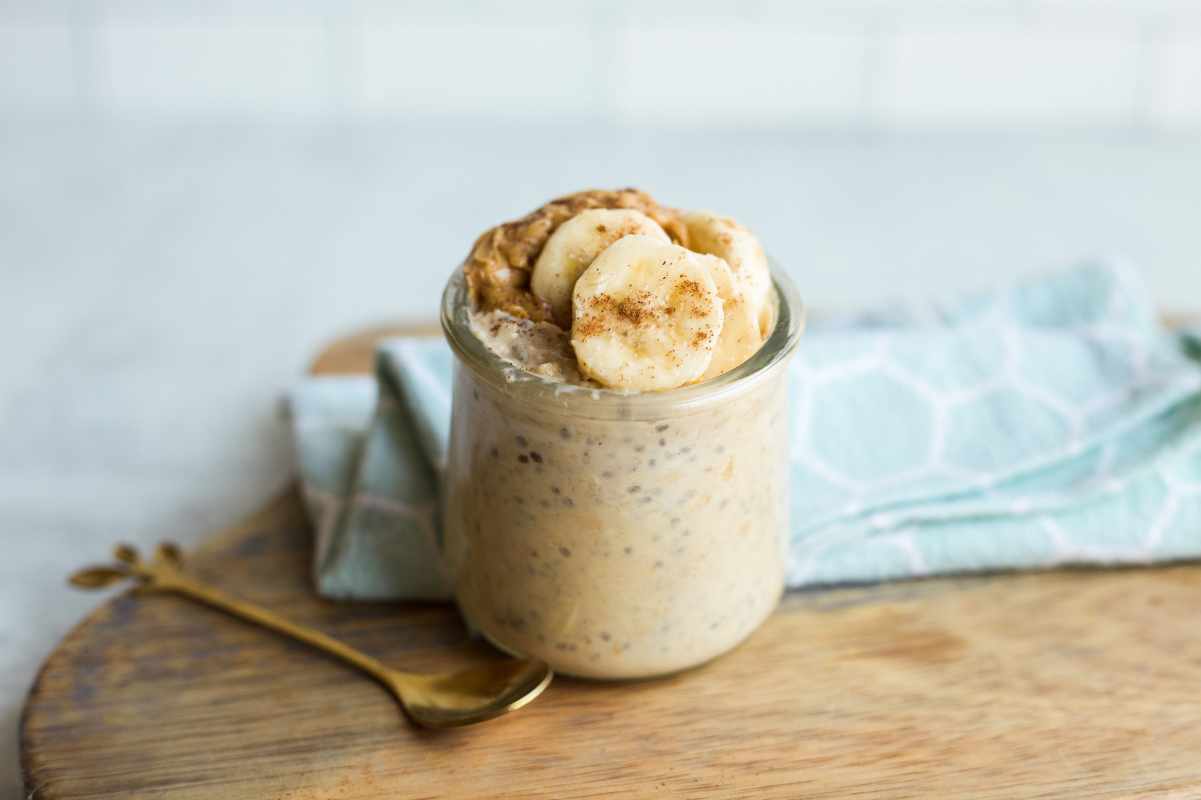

{"left": 288, "top": 261, "right": 1201, "bottom": 601}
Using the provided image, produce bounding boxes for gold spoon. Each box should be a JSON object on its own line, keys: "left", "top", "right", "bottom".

{"left": 69, "top": 542, "right": 553, "bottom": 729}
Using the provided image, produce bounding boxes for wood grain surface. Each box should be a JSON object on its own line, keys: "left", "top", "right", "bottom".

{"left": 20, "top": 320, "right": 1201, "bottom": 799}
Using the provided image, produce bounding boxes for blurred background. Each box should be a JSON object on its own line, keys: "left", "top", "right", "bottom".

{"left": 2, "top": 1, "right": 1199, "bottom": 795}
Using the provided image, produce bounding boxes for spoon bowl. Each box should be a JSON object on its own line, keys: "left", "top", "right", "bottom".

{"left": 393, "top": 659, "right": 553, "bottom": 728}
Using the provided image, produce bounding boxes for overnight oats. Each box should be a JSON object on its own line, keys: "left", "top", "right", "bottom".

{"left": 440, "top": 188, "right": 802, "bottom": 679}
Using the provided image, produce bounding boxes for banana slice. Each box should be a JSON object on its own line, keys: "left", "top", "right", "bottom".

{"left": 531, "top": 209, "right": 670, "bottom": 325}
{"left": 571, "top": 235, "right": 722, "bottom": 391}
{"left": 683, "top": 211, "right": 773, "bottom": 335}
{"left": 697, "top": 255, "right": 763, "bottom": 381}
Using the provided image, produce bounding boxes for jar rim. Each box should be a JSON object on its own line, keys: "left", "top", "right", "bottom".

{"left": 440, "top": 260, "right": 805, "bottom": 418}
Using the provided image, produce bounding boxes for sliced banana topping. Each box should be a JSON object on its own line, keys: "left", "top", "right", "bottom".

{"left": 697, "top": 254, "right": 763, "bottom": 382}
{"left": 683, "top": 211, "right": 772, "bottom": 336}
{"left": 570, "top": 235, "right": 722, "bottom": 391}
{"left": 466, "top": 192, "right": 778, "bottom": 391}
{"left": 531, "top": 209, "right": 670, "bottom": 325}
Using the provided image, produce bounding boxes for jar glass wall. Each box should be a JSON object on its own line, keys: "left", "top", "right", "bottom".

{"left": 440, "top": 268, "right": 803, "bottom": 679}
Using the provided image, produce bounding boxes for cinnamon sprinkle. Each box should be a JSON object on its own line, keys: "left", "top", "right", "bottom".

{"left": 575, "top": 290, "right": 661, "bottom": 337}
{"left": 574, "top": 314, "right": 607, "bottom": 339}
{"left": 615, "top": 292, "right": 656, "bottom": 325}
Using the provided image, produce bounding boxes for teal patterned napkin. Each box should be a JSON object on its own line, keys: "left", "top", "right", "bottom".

{"left": 289, "top": 263, "right": 1201, "bottom": 600}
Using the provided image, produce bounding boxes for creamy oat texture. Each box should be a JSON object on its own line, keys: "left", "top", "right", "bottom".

{"left": 443, "top": 188, "right": 790, "bottom": 679}
{"left": 467, "top": 309, "right": 587, "bottom": 385}
{"left": 442, "top": 364, "right": 789, "bottom": 679}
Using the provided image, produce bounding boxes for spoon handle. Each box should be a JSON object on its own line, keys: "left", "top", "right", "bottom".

{"left": 68, "top": 543, "right": 406, "bottom": 701}
{"left": 150, "top": 570, "right": 400, "bottom": 695}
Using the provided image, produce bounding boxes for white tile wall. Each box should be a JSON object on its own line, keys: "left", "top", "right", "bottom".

{"left": 615, "top": 25, "right": 865, "bottom": 124}
{"left": 99, "top": 23, "right": 329, "bottom": 113}
{"left": 880, "top": 24, "right": 1141, "bottom": 126}
{"left": 1148, "top": 32, "right": 1201, "bottom": 125}
{"left": 0, "top": 0, "right": 1199, "bottom": 131}
{"left": 0, "top": 24, "right": 76, "bottom": 108}
{"left": 358, "top": 23, "right": 602, "bottom": 116}
{"left": 1036, "top": 0, "right": 1201, "bottom": 21}
{"left": 96, "top": 0, "right": 336, "bottom": 22}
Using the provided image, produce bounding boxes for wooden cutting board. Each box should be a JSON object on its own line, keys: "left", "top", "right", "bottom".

{"left": 20, "top": 319, "right": 1201, "bottom": 799}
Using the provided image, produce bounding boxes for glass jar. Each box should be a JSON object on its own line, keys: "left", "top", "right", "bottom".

{"left": 440, "top": 268, "right": 803, "bottom": 679}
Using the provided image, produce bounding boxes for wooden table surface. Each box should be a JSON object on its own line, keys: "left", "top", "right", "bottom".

{"left": 19, "top": 320, "right": 1201, "bottom": 799}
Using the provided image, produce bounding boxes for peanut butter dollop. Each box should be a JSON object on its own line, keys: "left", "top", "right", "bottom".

{"left": 461, "top": 188, "right": 688, "bottom": 323}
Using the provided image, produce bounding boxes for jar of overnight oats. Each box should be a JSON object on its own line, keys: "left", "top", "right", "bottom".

{"left": 439, "top": 267, "right": 804, "bottom": 680}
